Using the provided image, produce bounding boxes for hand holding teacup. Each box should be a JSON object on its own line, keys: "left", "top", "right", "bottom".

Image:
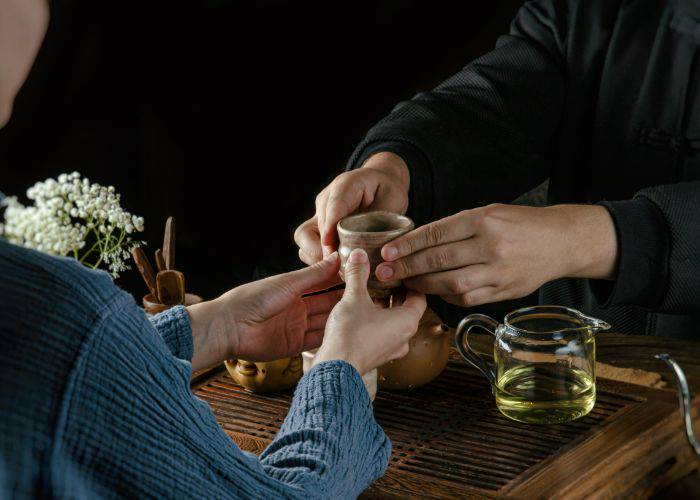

{"left": 374, "top": 204, "right": 618, "bottom": 307}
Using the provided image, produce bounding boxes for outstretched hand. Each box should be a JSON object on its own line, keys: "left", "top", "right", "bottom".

{"left": 374, "top": 204, "right": 617, "bottom": 307}
{"left": 187, "top": 253, "right": 342, "bottom": 371}
{"left": 294, "top": 152, "right": 410, "bottom": 264}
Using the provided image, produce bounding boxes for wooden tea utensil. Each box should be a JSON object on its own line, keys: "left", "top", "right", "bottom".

{"left": 156, "top": 270, "right": 185, "bottom": 305}
{"left": 130, "top": 246, "right": 157, "bottom": 297}
{"left": 154, "top": 248, "right": 166, "bottom": 272}
{"left": 163, "top": 216, "right": 176, "bottom": 270}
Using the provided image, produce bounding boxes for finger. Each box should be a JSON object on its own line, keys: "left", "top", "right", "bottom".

{"left": 322, "top": 177, "right": 370, "bottom": 247}
{"left": 303, "top": 274, "right": 344, "bottom": 295}
{"left": 299, "top": 255, "right": 344, "bottom": 295}
{"left": 379, "top": 291, "right": 426, "bottom": 342}
{"left": 302, "top": 329, "right": 325, "bottom": 351}
{"left": 376, "top": 239, "right": 482, "bottom": 282}
{"left": 322, "top": 245, "right": 335, "bottom": 259}
{"left": 398, "top": 290, "right": 427, "bottom": 324}
{"left": 342, "top": 248, "right": 370, "bottom": 300}
{"left": 298, "top": 248, "right": 317, "bottom": 266}
{"left": 294, "top": 217, "right": 323, "bottom": 263}
{"left": 381, "top": 211, "right": 478, "bottom": 261}
{"left": 268, "top": 252, "right": 340, "bottom": 302}
{"left": 441, "top": 285, "right": 503, "bottom": 307}
{"left": 403, "top": 264, "right": 492, "bottom": 295}
{"left": 315, "top": 190, "right": 329, "bottom": 254}
{"left": 307, "top": 313, "right": 330, "bottom": 332}
{"left": 303, "top": 288, "right": 344, "bottom": 315}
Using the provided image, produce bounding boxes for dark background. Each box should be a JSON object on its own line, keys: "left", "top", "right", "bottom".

{"left": 0, "top": 0, "right": 525, "bottom": 323}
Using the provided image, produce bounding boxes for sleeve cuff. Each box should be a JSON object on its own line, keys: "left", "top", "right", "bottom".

{"left": 591, "top": 198, "right": 670, "bottom": 308}
{"left": 148, "top": 305, "right": 194, "bottom": 361}
{"left": 346, "top": 140, "right": 434, "bottom": 227}
{"left": 261, "top": 360, "right": 391, "bottom": 492}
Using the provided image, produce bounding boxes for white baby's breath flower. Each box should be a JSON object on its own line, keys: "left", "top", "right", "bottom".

{"left": 1, "top": 172, "right": 145, "bottom": 278}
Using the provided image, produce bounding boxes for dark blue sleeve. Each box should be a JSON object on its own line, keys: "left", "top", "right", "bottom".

{"left": 54, "top": 294, "right": 389, "bottom": 498}
{"left": 148, "top": 305, "right": 194, "bottom": 361}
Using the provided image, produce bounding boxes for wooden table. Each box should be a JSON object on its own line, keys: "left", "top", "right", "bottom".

{"left": 192, "top": 334, "right": 700, "bottom": 498}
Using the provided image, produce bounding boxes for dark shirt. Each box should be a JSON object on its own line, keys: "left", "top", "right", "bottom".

{"left": 348, "top": 0, "right": 700, "bottom": 338}
{"left": 0, "top": 239, "right": 390, "bottom": 498}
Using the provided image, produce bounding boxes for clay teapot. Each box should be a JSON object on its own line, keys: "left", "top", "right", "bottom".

{"left": 378, "top": 307, "right": 451, "bottom": 390}
{"left": 225, "top": 356, "right": 303, "bottom": 392}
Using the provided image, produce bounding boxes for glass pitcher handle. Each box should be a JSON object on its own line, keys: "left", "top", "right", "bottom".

{"left": 455, "top": 314, "right": 499, "bottom": 384}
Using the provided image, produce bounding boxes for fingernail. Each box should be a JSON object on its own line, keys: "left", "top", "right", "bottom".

{"left": 376, "top": 264, "right": 394, "bottom": 280}
{"left": 384, "top": 246, "right": 398, "bottom": 261}
{"left": 348, "top": 248, "right": 368, "bottom": 263}
{"left": 325, "top": 251, "right": 338, "bottom": 263}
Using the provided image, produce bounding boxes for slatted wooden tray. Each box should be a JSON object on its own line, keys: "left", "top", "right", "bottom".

{"left": 193, "top": 351, "right": 688, "bottom": 498}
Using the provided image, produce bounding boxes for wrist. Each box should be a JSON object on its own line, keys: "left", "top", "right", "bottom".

{"left": 186, "top": 297, "right": 236, "bottom": 371}
{"left": 362, "top": 151, "right": 410, "bottom": 192}
{"left": 312, "top": 346, "right": 367, "bottom": 376}
{"left": 551, "top": 204, "right": 618, "bottom": 280}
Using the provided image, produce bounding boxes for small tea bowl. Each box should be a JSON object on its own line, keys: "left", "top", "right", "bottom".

{"left": 337, "top": 211, "right": 414, "bottom": 297}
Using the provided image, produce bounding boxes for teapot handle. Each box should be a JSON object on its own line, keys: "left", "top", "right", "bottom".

{"left": 455, "top": 314, "right": 499, "bottom": 384}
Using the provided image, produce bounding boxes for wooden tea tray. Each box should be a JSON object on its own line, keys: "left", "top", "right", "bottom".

{"left": 192, "top": 338, "right": 700, "bottom": 498}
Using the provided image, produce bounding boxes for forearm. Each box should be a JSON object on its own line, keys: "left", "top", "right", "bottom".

{"left": 554, "top": 204, "right": 618, "bottom": 281}
{"left": 347, "top": 3, "right": 566, "bottom": 222}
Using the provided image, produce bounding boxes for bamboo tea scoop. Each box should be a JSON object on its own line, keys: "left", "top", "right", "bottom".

{"left": 163, "top": 216, "right": 176, "bottom": 270}
{"left": 156, "top": 270, "right": 185, "bottom": 305}
{"left": 154, "top": 248, "right": 166, "bottom": 272}
{"left": 131, "top": 247, "right": 157, "bottom": 297}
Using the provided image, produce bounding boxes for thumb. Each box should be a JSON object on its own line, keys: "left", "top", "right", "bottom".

{"left": 343, "top": 248, "right": 370, "bottom": 299}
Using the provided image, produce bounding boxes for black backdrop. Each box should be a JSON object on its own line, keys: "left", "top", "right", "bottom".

{"left": 0, "top": 0, "right": 525, "bottom": 322}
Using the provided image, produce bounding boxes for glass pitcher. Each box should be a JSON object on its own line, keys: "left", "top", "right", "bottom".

{"left": 455, "top": 305, "right": 610, "bottom": 424}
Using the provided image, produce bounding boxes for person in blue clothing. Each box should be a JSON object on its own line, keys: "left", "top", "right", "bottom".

{"left": 0, "top": 1, "right": 427, "bottom": 497}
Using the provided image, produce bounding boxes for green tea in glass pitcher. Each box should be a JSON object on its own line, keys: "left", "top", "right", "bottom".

{"left": 455, "top": 306, "right": 610, "bottom": 424}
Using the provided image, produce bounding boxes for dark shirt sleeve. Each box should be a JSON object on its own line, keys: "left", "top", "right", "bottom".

{"left": 592, "top": 181, "right": 700, "bottom": 314}
{"left": 347, "top": 0, "right": 567, "bottom": 226}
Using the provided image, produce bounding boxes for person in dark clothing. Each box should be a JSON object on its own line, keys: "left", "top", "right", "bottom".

{"left": 296, "top": 0, "right": 700, "bottom": 339}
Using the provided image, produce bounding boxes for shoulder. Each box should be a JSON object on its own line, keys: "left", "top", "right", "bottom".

{"left": 0, "top": 239, "right": 129, "bottom": 324}
{"left": 510, "top": 0, "right": 655, "bottom": 69}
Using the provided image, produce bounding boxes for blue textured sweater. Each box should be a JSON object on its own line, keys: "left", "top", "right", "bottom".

{"left": 0, "top": 239, "right": 391, "bottom": 498}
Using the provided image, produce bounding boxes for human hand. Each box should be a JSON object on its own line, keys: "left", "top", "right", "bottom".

{"left": 313, "top": 248, "right": 427, "bottom": 376}
{"left": 294, "top": 152, "right": 410, "bottom": 264}
{"left": 374, "top": 204, "right": 617, "bottom": 307}
{"left": 187, "top": 253, "right": 342, "bottom": 371}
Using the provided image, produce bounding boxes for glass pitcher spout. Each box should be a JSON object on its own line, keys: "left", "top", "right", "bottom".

{"left": 577, "top": 312, "right": 611, "bottom": 332}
